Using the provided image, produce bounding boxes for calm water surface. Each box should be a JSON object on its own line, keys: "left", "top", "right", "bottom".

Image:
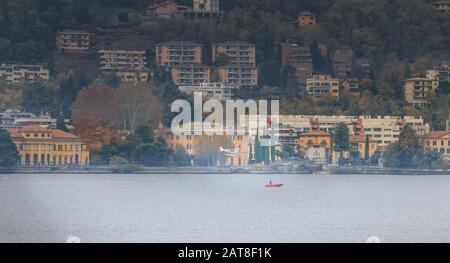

{"left": 1, "top": 173, "right": 450, "bottom": 243}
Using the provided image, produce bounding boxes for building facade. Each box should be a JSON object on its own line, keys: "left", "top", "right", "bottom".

{"left": 179, "top": 82, "right": 235, "bottom": 101}
{"left": 98, "top": 49, "right": 147, "bottom": 71}
{"left": 56, "top": 30, "right": 93, "bottom": 53}
{"left": 298, "top": 12, "right": 316, "bottom": 27}
{"left": 216, "top": 64, "right": 258, "bottom": 88}
{"left": 349, "top": 135, "right": 378, "bottom": 159}
{"left": 170, "top": 64, "right": 211, "bottom": 86}
{"left": 7, "top": 125, "right": 90, "bottom": 166}
{"left": 193, "top": 0, "right": 220, "bottom": 13}
{"left": 156, "top": 42, "right": 204, "bottom": 66}
{"left": 0, "top": 64, "right": 49, "bottom": 84}
{"left": 423, "top": 131, "right": 450, "bottom": 162}
{"left": 305, "top": 75, "right": 340, "bottom": 99}
{"left": 404, "top": 77, "right": 438, "bottom": 108}
{"left": 281, "top": 43, "right": 313, "bottom": 85}
{"left": 212, "top": 41, "right": 256, "bottom": 66}
{"left": 332, "top": 47, "right": 353, "bottom": 81}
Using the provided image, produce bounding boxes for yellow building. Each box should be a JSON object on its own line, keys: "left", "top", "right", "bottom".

{"left": 349, "top": 135, "right": 378, "bottom": 159}
{"left": 423, "top": 131, "right": 450, "bottom": 161}
{"left": 306, "top": 75, "right": 340, "bottom": 99}
{"left": 7, "top": 125, "right": 90, "bottom": 166}
{"left": 166, "top": 131, "right": 250, "bottom": 167}
{"left": 404, "top": 77, "right": 438, "bottom": 108}
{"left": 298, "top": 130, "right": 332, "bottom": 151}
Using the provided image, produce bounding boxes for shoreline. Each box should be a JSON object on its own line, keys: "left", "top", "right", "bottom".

{"left": 1, "top": 166, "right": 450, "bottom": 175}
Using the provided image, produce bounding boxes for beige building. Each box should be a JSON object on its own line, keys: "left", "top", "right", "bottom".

{"left": 306, "top": 75, "right": 340, "bottom": 99}
{"left": 179, "top": 82, "right": 235, "bottom": 101}
{"left": 423, "top": 131, "right": 450, "bottom": 162}
{"left": 404, "top": 77, "right": 438, "bottom": 108}
{"left": 98, "top": 49, "right": 147, "bottom": 82}
{"left": 56, "top": 30, "right": 93, "bottom": 53}
{"left": 0, "top": 64, "right": 49, "bottom": 84}
{"left": 216, "top": 64, "right": 258, "bottom": 88}
{"left": 98, "top": 49, "right": 147, "bottom": 71}
{"left": 278, "top": 115, "right": 429, "bottom": 150}
{"left": 156, "top": 42, "right": 204, "bottom": 66}
{"left": 7, "top": 125, "right": 90, "bottom": 166}
{"left": 281, "top": 43, "right": 313, "bottom": 84}
{"left": 212, "top": 41, "right": 256, "bottom": 66}
{"left": 170, "top": 64, "right": 211, "bottom": 86}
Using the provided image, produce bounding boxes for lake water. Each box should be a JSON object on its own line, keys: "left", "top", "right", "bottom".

{"left": 1, "top": 173, "right": 450, "bottom": 243}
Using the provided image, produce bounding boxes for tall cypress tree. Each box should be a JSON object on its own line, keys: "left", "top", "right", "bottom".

{"left": 0, "top": 128, "right": 19, "bottom": 169}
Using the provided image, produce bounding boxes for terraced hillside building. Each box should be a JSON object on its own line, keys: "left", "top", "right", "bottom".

{"left": 156, "top": 42, "right": 204, "bottom": 67}
{"left": 98, "top": 49, "right": 148, "bottom": 82}
{"left": 0, "top": 64, "right": 49, "bottom": 84}
{"left": 56, "top": 30, "right": 93, "bottom": 53}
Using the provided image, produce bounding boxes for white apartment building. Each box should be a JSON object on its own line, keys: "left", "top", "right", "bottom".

{"left": 278, "top": 115, "right": 430, "bottom": 150}
{"left": 0, "top": 64, "right": 50, "bottom": 84}
{"left": 179, "top": 82, "right": 236, "bottom": 101}
{"left": 98, "top": 50, "right": 147, "bottom": 71}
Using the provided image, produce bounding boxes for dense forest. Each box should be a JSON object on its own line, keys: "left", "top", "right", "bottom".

{"left": 1, "top": 0, "right": 450, "bottom": 129}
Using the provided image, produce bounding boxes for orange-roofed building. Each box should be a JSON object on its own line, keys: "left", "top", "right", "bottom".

{"left": 7, "top": 125, "right": 90, "bottom": 166}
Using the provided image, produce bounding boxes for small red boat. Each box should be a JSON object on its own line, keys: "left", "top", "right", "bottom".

{"left": 265, "top": 184, "right": 284, "bottom": 188}
{"left": 265, "top": 181, "right": 284, "bottom": 188}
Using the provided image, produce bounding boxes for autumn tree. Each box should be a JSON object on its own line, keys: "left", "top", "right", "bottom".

{"left": 71, "top": 84, "right": 120, "bottom": 151}
{"left": 115, "top": 82, "right": 162, "bottom": 133}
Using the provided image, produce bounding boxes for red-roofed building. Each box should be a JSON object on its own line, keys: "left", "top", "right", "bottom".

{"left": 7, "top": 126, "right": 89, "bottom": 166}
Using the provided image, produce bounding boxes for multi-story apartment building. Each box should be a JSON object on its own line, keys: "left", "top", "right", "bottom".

{"left": 0, "top": 109, "right": 57, "bottom": 129}
{"left": 305, "top": 75, "right": 340, "bottom": 99}
{"left": 281, "top": 43, "right": 313, "bottom": 85}
{"left": 426, "top": 63, "right": 450, "bottom": 83}
{"left": 277, "top": 115, "right": 430, "bottom": 150}
{"left": 170, "top": 64, "right": 211, "bottom": 86}
{"left": 423, "top": 131, "right": 450, "bottom": 162}
{"left": 56, "top": 30, "right": 93, "bottom": 53}
{"left": 432, "top": 0, "right": 450, "bottom": 12}
{"left": 298, "top": 11, "right": 316, "bottom": 27}
{"left": 156, "top": 42, "right": 204, "bottom": 66}
{"left": 98, "top": 49, "right": 147, "bottom": 71}
{"left": 179, "top": 82, "right": 235, "bottom": 101}
{"left": 98, "top": 49, "right": 148, "bottom": 82}
{"left": 216, "top": 64, "right": 258, "bottom": 88}
{"left": 212, "top": 41, "right": 256, "bottom": 66}
{"left": 7, "top": 125, "right": 90, "bottom": 166}
{"left": 332, "top": 47, "right": 353, "bottom": 81}
{"left": 0, "top": 64, "right": 49, "bottom": 84}
{"left": 404, "top": 77, "right": 438, "bottom": 108}
{"left": 193, "top": 0, "right": 220, "bottom": 13}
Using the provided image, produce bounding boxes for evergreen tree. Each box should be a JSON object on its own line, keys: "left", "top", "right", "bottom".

{"left": 0, "top": 128, "right": 19, "bottom": 169}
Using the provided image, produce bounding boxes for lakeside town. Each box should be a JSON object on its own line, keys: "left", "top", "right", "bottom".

{"left": 1, "top": 0, "right": 450, "bottom": 174}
